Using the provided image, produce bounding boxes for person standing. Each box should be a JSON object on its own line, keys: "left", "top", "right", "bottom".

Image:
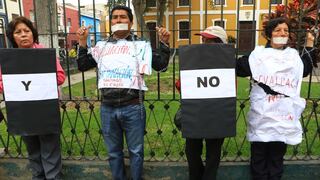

{"left": 76, "top": 5, "right": 170, "bottom": 180}
{"left": 237, "top": 17, "right": 316, "bottom": 180}
{"left": 4, "top": 16, "right": 65, "bottom": 180}
{"left": 175, "top": 26, "right": 230, "bottom": 180}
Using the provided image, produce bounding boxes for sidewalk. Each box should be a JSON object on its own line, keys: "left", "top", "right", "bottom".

{"left": 303, "top": 67, "right": 320, "bottom": 82}
{"left": 303, "top": 75, "right": 320, "bottom": 82}
{"left": 62, "top": 69, "right": 97, "bottom": 87}
{"left": 1, "top": 158, "right": 320, "bottom": 180}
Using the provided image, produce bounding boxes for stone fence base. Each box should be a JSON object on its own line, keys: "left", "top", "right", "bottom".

{"left": 0, "top": 158, "right": 320, "bottom": 179}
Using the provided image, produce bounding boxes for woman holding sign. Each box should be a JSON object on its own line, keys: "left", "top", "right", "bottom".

{"left": 3, "top": 16, "right": 65, "bottom": 179}
{"left": 237, "top": 17, "right": 316, "bottom": 180}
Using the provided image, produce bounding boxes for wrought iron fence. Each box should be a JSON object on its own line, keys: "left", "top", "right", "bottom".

{"left": 0, "top": 0, "right": 320, "bottom": 162}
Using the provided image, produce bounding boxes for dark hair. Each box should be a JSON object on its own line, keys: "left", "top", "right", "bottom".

{"left": 264, "top": 17, "right": 290, "bottom": 41}
{"left": 205, "top": 37, "right": 224, "bottom": 44}
{"left": 6, "top": 16, "right": 38, "bottom": 48}
{"left": 110, "top": 5, "right": 133, "bottom": 22}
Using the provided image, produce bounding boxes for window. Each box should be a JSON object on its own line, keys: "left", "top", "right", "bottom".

{"left": 0, "top": 0, "right": 3, "bottom": 9}
{"left": 147, "top": 22, "right": 157, "bottom": 49}
{"left": 58, "top": 40, "right": 65, "bottom": 49}
{"left": 0, "top": 19, "right": 6, "bottom": 48}
{"left": 30, "top": 10, "right": 35, "bottom": 22}
{"left": 0, "top": 18, "right": 3, "bottom": 30}
{"left": 57, "top": 15, "right": 62, "bottom": 26}
{"left": 67, "top": 18, "right": 72, "bottom": 26}
{"left": 243, "top": 0, "right": 253, "bottom": 4}
{"left": 214, "top": 20, "right": 225, "bottom": 28}
{"left": 147, "top": 0, "right": 156, "bottom": 8}
{"left": 179, "top": 21, "right": 190, "bottom": 39}
{"left": 214, "top": 0, "right": 225, "bottom": 5}
{"left": 179, "top": 0, "right": 189, "bottom": 6}
{"left": 71, "top": 40, "right": 78, "bottom": 47}
{"left": 271, "top": 0, "right": 282, "bottom": 4}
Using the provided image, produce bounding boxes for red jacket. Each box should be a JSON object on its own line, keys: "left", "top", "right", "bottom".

{"left": 175, "top": 79, "right": 181, "bottom": 93}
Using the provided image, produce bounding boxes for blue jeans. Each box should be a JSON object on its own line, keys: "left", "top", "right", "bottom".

{"left": 101, "top": 103, "right": 146, "bottom": 180}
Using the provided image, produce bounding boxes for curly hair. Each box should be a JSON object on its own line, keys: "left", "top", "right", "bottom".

{"left": 263, "top": 17, "right": 291, "bottom": 42}
{"left": 6, "top": 16, "right": 38, "bottom": 48}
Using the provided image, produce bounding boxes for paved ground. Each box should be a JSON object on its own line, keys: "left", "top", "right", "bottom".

{"left": 62, "top": 69, "right": 97, "bottom": 88}
{"left": 303, "top": 75, "right": 320, "bottom": 82}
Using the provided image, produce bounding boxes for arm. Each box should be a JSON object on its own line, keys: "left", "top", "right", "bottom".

{"left": 152, "top": 27, "right": 171, "bottom": 71}
{"left": 56, "top": 58, "right": 66, "bottom": 85}
{"left": 300, "top": 47, "right": 315, "bottom": 77}
{"left": 77, "top": 47, "right": 97, "bottom": 71}
{"left": 76, "top": 26, "right": 97, "bottom": 71}
{"left": 152, "top": 42, "right": 170, "bottom": 71}
{"left": 236, "top": 55, "right": 252, "bottom": 77}
{"left": 175, "top": 79, "right": 181, "bottom": 93}
{"left": 300, "top": 31, "right": 316, "bottom": 77}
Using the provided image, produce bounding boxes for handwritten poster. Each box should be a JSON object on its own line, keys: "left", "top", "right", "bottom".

{"left": 91, "top": 40, "right": 152, "bottom": 90}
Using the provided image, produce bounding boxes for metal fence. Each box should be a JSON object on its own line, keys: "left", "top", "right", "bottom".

{"left": 0, "top": 0, "right": 320, "bottom": 162}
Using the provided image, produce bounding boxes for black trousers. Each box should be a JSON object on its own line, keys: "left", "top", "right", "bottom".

{"left": 185, "top": 138, "right": 224, "bottom": 180}
{"left": 250, "top": 142, "right": 287, "bottom": 180}
{"left": 22, "top": 134, "right": 62, "bottom": 180}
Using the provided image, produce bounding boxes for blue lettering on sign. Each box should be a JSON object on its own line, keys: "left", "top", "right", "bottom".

{"left": 100, "top": 66, "right": 133, "bottom": 80}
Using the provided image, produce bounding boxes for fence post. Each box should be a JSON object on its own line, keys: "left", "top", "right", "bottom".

{"left": 34, "top": 0, "right": 58, "bottom": 49}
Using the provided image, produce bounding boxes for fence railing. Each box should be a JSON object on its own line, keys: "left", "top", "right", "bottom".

{"left": 0, "top": 0, "right": 320, "bottom": 162}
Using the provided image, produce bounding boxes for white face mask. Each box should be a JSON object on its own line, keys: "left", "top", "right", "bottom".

{"left": 272, "top": 37, "right": 288, "bottom": 45}
{"left": 111, "top": 23, "right": 129, "bottom": 33}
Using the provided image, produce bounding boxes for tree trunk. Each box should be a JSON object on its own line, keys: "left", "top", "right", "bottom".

{"left": 157, "top": 0, "right": 167, "bottom": 26}
{"left": 34, "top": 0, "right": 58, "bottom": 49}
{"left": 132, "top": 0, "right": 149, "bottom": 40}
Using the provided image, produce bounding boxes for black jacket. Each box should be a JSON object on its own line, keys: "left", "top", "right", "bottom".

{"left": 77, "top": 33, "right": 170, "bottom": 106}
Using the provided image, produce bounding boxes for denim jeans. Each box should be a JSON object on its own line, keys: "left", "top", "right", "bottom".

{"left": 101, "top": 103, "right": 146, "bottom": 180}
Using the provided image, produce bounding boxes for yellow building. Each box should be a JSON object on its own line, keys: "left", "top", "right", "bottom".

{"left": 140, "top": 0, "right": 285, "bottom": 53}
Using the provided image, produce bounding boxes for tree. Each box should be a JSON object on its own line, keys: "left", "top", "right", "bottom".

{"left": 156, "top": 0, "right": 169, "bottom": 26}
{"left": 106, "top": 0, "right": 127, "bottom": 7}
{"left": 34, "top": 0, "right": 58, "bottom": 49}
{"left": 107, "top": 0, "right": 171, "bottom": 39}
{"left": 265, "top": 0, "right": 320, "bottom": 66}
{"left": 131, "top": 0, "right": 148, "bottom": 38}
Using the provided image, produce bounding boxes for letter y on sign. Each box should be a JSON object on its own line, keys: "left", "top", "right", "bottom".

{"left": 21, "top": 81, "right": 31, "bottom": 91}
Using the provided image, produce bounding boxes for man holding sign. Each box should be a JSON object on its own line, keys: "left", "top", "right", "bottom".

{"left": 177, "top": 26, "right": 236, "bottom": 180}
{"left": 76, "top": 5, "right": 170, "bottom": 180}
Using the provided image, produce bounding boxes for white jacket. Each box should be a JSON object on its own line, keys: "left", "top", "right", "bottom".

{"left": 247, "top": 46, "right": 305, "bottom": 145}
